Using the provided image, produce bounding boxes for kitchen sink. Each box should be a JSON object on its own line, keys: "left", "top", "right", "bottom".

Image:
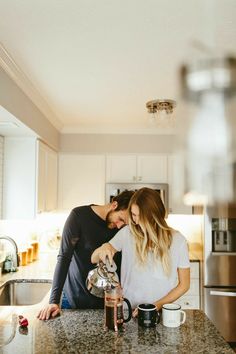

{"left": 0, "top": 279, "right": 52, "bottom": 306}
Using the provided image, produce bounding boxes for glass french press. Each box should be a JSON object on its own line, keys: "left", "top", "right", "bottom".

{"left": 104, "top": 284, "right": 132, "bottom": 331}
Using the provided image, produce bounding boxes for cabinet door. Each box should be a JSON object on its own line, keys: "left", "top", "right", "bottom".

{"left": 178, "top": 261, "right": 200, "bottom": 309}
{"left": 3, "top": 137, "right": 37, "bottom": 219}
{"left": 37, "top": 142, "right": 47, "bottom": 213}
{"left": 45, "top": 148, "right": 58, "bottom": 211}
{"left": 168, "top": 154, "right": 192, "bottom": 214}
{"left": 37, "top": 141, "right": 58, "bottom": 212}
{"left": 137, "top": 155, "right": 168, "bottom": 183}
{"left": 58, "top": 154, "right": 105, "bottom": 210}
{"left": 106, "top": 155, "right": 137, "bottom": 182}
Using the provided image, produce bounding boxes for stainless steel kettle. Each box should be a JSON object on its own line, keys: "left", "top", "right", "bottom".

{"left": 86, "top": 258, "right": 119, "bottom": 298}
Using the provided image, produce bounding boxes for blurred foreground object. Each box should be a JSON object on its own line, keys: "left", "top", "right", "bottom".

{"left": 178, "top": 57, "right": 236, "bottom": 206}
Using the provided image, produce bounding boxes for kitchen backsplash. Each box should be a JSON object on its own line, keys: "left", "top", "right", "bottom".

{"left": 0, "top": 212, "right": 68, "bottom": 252}
{"left": 0, "top": 213, "right": 203, "bottom": 254}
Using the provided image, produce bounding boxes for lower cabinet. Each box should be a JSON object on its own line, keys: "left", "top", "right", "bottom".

{"left": 177, "top": 261, "right": 200, "bottom": 309}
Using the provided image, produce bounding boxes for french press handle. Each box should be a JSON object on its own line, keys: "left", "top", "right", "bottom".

{"left": 123, "top": 298, "right": 132, "bottom": 323}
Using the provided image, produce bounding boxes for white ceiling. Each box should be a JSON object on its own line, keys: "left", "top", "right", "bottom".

{"left": 0, "top": 0, "right": 236, "bottom": 134}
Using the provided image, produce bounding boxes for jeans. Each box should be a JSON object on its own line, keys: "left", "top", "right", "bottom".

{"left": 61, "top": 291, "right": 72, "bottom": 309}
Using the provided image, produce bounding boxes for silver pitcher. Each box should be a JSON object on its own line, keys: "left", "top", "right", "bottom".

{"left": 86, "top": 258, "right": 119, "bottom": 298}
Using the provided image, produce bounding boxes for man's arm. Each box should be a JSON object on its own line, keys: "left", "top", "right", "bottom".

{"left": 37, "top": 210, "right": 80, "bottom": 320}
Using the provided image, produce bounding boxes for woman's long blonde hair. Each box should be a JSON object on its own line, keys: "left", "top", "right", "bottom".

{"left": 128, "top": 187, "right": 173, "bottom": 275}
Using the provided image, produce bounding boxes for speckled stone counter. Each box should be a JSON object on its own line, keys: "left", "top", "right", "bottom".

{"left": 0, "top": 252, "right": 234, "bottom": 353}
{"left": 2, "top": 308, "right": 233, "bottom": 354}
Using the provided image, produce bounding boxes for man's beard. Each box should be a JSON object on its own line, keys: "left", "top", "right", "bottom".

{"left": 106, "top": 210, "right": 116, "bottom": 229}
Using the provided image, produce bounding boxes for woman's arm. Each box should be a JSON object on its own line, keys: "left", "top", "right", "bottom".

{"left": 154, "top": 267, "right": 190, "bottom": 310}
{"left": 91, "top": 242, "right": 118, "bottom": 264}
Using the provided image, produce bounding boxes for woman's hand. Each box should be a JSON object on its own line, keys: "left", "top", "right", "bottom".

{"left": 132, "top": 307, "right": 138, "bottom": 318}
{"left": 91, "top": 243, "right": 117, "bottom": 265}
{"left": 132, "top": 304, "right": 158, "bottom": 318}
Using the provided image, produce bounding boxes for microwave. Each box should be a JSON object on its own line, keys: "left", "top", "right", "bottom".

{"left": 105, "top": 183, "right": 169, "bottom": 212}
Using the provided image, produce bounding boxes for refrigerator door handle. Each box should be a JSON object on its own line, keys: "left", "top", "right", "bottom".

{"left": 210, "top": 290, "right": 236, "bottom": 297}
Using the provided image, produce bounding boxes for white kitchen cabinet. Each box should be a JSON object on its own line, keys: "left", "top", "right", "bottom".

{"left": 2, "top": 137, "right": 58, "bottom": 219}
{"left": 3, "top": 137, "right": 37, "bottom": 219}
{"left": 168, "top": 154, "right": 192, "bottom": 214}
{"left": 106, "top": 155, "right": 136, "bottom": 183}
{"left": 106, "top": 154, "right": 168, "bottom": 183}
{"left": 178, "top": 261, "right": 200, "bottom": 309}
{"left": 58, "top": 154, "right": 105, "bottom": 211}
{"left": 37, "top": 140, "right": 58, "bottom": 213}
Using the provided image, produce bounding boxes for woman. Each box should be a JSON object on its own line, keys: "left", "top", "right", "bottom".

{"left": 91, "top": 187, "right": 190, "bottom": 314}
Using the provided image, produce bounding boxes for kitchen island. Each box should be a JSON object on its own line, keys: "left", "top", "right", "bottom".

{"left": 0, "top": 252, "right": 234, "bottom": 353}
{"left": 1, "top": 307, "right": 234, "bottom": 354}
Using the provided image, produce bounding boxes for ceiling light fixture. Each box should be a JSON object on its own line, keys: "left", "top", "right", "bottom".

{"left": 146, "top": 99, "right": 176, "bottom": 122}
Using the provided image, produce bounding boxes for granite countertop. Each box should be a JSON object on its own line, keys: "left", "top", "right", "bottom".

{"left": 1, "top": 250, "right": 233, "bottom": 354}
{"left": 0, "top": 307, "right": 234, "bottom": 354}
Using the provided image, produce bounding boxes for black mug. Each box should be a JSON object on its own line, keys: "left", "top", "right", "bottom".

{"left": 138, "top": 303, "right": 160, "bottom": 328}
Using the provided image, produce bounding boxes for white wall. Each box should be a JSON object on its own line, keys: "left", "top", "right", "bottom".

{"left": 0, "top": 68, "right": 59, "bottom": 150}
{"left": 60, "top": 133, "right": 177, "bottom": 153}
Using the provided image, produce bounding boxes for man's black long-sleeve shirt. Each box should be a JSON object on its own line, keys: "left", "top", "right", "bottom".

{"left": 49, "top": 205, "right": 120, "bottom": 308}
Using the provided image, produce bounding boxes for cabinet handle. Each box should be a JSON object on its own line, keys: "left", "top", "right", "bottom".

{"left": 138, "top": 176, "right": 142, "bottom": 181}
{"left": 210, "top": 290, "right": 236, "bottom": 297}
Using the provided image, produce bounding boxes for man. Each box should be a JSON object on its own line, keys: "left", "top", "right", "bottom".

{"left": 37, "top": 190, "right": 134, "bottom": 320}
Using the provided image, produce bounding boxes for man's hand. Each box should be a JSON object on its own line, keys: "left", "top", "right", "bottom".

{"left": 37, "top": 304, "right": 61, "bottom": 321}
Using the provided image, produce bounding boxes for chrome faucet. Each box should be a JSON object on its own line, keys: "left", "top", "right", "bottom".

{"left": 0, "top": 236, "right": 20, "bottom": 269}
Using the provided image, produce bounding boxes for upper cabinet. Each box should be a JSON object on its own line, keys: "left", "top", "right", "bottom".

{"left": 106, "top": 154, "right": 168, "bottom": 183}
{"left": 3, "top": 138, "right": 58, "bottom": 219}
{"left": 58, "top": 154, "right": 105, "bottom": 210}
{"left": 137, "top": 155, "right": 168, "bottom": 183}
{"left": 37, "top": 140, "right": 58, "bottom": 213}
{"left": 106, "top": 153, "right": 192, "bottom": 214}
{"left": 168, "top": 154, "right": 192, "bottom": 214}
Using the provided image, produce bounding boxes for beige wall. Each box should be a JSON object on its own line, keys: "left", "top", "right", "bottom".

{"left": 0, "top": 68, "right": 59, "bottom": 150}
{"left": 60, "top": 133, "right": 177, "bottom": 153}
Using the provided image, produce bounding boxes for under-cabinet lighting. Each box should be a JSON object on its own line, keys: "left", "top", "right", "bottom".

{"left": 0, "top": 121, "right": 19, "bottom": 128}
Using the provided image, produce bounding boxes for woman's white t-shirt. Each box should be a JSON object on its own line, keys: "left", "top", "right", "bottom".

{"left": 109, "top": 225, "right": 190, "bottom": 308}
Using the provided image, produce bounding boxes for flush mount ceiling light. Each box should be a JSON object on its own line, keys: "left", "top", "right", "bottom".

{"left": 146, "top": 99, "right": 177, "bottom": 122}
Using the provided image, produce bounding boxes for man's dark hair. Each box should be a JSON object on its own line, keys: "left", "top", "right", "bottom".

{"left": 112, "top": 190, "right": 135, "bottom": 211}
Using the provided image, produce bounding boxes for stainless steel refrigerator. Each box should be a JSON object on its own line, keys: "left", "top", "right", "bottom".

{"left": 203, "top": 205, "right": 236, "bottom": 343}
